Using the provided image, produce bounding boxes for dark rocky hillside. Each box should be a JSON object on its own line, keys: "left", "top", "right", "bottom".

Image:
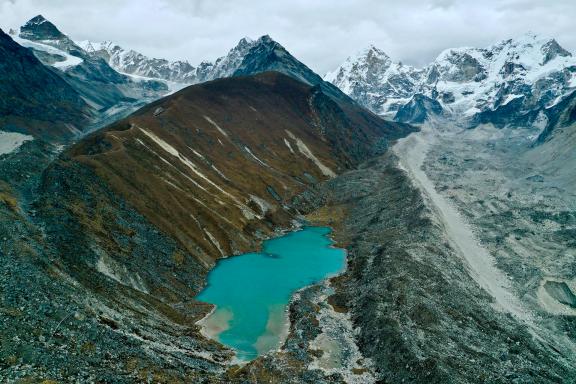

{"left": 0, "top": 28, "right": 90, "bottom": 141}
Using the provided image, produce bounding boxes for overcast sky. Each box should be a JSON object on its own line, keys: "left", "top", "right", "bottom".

{"left": 1, "top": 0, "right": 575, "bottom": 74}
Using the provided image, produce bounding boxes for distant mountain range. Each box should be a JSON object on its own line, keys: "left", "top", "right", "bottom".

{"left": 13, "top": 15, "right": 576, "bottom": 133}
{"left": 326, "top": 33, "right": 576, "bottom": 128}
{"left": 77, "top": 36, "right": 258, "bottom": 85}
{"left": 76, "top": 34, "right": 349, "bottom": 102}
{"left": 5, "top": 15, "right": 369, "bottom": 144}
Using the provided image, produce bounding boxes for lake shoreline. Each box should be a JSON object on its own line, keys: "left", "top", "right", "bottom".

{"left": 194, "top": 225, "right": 347, "bottom": 362}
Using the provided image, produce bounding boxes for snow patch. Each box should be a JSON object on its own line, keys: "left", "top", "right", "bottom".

{"left": 204, "top": 229, "right": 225, "bottom": 256}
{"left": 139, "top": 126, "right": 233, "bottom": 197}
{"left": 283, "top": 138, "right": 294, "bottom": 153}
{"left": 285, "top": 130, "right": 336, "bottom": 178}
{"left": 96, "top": 254, "right": 149, "bottom": 293}
{"left": 13, "top": 35, "right": 83, "bottom": 69}
{"left": 187, "top": 146, "right": 205, "bottom": 160}
{"left": 203, "top": 116, "right": 229, "bottom": 137}
{"left": 249, "top": 194, "right": 273, "bottom": 214}
{"left": 211, "top": 164, "right": 230, "bottom": 181}
{"left": 0, "top": 131, "right": 33, "bottom": 155}
{"left": 244, "top": 146, "right": 270, "bottom": 168}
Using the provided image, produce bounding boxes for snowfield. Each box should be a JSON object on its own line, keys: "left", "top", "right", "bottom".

{"left": 11, "top": 35, "right": 83, "bottom": 70}
{"left": 0, "top": 131, "right": 34, "bottom": 156}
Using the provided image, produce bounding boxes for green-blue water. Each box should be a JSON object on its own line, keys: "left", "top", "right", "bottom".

{"left": 196, "top": 226, "right": 346, "bottom": 360}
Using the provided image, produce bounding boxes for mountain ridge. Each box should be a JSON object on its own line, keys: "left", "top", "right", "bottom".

{"left": 327, "top": 33, "right": 576, "bottom": 128}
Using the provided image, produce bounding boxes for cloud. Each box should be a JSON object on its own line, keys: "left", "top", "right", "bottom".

{"left": 1, "top": 0, "right": 575, "bottom": 74}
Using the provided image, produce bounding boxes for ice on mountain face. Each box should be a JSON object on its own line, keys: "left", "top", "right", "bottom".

{"left": 74, "top": 35, "right": 262, "bottom": 85}
{"left": 11, "top": 34, "right": 83, "bottom": 70}
{"left": 427, "top": 34, "right": 576, "bottom": 122}
{"left": 0, "top": 131, "right": 33, "bottom": 156}
{"left": 327, "top": 33, "right": 576, "bottom": 127}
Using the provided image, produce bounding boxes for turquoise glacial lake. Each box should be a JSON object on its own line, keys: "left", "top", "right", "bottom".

{"left": 196, "top": 226, "right": 346, "bottom": 360}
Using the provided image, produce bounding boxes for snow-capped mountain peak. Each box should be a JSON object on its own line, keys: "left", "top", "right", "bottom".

{"left": 73, "top": 35, "right": 287, "bottom": 86}
{"left": 327, "top": 33, "right": 576, "bottom": 126}
{"left": 75, "top": 39, "right": 197, "bottom": 83}
{"left": 325, "top": 45, "right": 391, "bottom": 82}
{"left": 325, "top": 44, "right": 422, "bottom": 115}
{"left": 19, "top": 14, "right": 66, "bottom": 41}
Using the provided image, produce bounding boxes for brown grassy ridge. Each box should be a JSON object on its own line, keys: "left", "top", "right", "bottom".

{"left": 62, "top": 71, "right": 414, "bottom": 266}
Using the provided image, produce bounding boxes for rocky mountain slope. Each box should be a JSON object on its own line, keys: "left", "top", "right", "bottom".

{"left": 530, "top": 89, "right": 576, "bottom": 189}
{"left": 0, "top": 71, "right": 414, "bottom": 382}
{"left": 3, "top": 16, "right": 573, "bottom": 382}
{"left": 327, "top": 33, "right": 576, "bottom": 127}
{"left": 325, "top": 45, "right": 424, "bottom": 117}
{"left": 0, "top": 27, "right": 90, "bottom": 142}
{"left": 295, "top": 148, "right": 575, "bottom": 383}
{"left": 51, "top": 71, "right": 412, "bottom": 267}
{"left": 537, "top": 89, "right": 576, "bottom": 143}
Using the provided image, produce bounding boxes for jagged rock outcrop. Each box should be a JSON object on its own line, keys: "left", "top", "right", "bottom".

{"left": 537, "top": 90, "right": 576, "bottom": 143}
{"left": 78, "top": 40, "right": 198, "bottom": 83}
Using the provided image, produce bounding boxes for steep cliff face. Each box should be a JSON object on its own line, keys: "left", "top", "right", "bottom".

{"left": 395, "top": 94, "right": 444, "bottom": 124}
{"left": 537, "top": 90, "right": 576, "bottom": 144}
{"left": 528, "top": 90, "right": 576, "bottom": 189}
{"left": 0, "top": 28, "right": 90, "bottom": 142}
